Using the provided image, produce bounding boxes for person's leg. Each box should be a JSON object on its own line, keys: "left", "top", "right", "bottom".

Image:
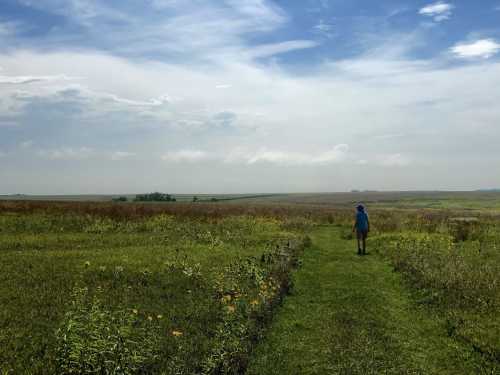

{"left": 356, "top": 231, "right": 362, "bottom": 254}
{"left": 362, "top": 231, "right": 367, "bottom": 255}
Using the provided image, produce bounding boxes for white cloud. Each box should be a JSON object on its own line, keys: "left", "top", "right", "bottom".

{"left": 230, "top": 145, "right": 350, "bottom": 165}
{"left": 101, "top": 92, "right": 170, "bottom": 107}
{"left": 225, "top": 0, "right": 285, "bottom": 25}
{"left": 38, "top": 147, "right": 95, "bottom": 160}
{"left": 373, "top": 133, "right": 405, "bottom": 140}
{"left": 313, "top": 20, "right": 334, "bottom": 38}
{"left": 17, "top": 0, "right": 133, "bottom": 27}
{"left": 244, "top": 40, "right": 319, "bottom": 59}
{"left": 20, "top": 140, "right": 34, "bottom": 149}
{"left": 160, "top": 145, "right": 349, "bottom": 166}
{"left": 110, "top": 151, "right": 136, "bottom": 161}
{"left": 377, "top": 153, "right": 411, "bottom": 167}
{"left": 0, "top": 75, "right": 76, "bottom": 84}
{"left": 2, "top": 28, "right": 500, "bottom": 191}
{"left": 161, "top": 150, "right": 210, "bottom": 162}
{"left": 419, "top": 2, "right": 454, "bottom": 22}
{"left": 450, "top": 39, "right": 500, "bottom": 59}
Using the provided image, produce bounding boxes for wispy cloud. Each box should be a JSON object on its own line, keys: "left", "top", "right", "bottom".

{"left": 161, "top": 145, "right": 350, "bottom": 166}
{"left": 17, "top": 0, "right": 295, "bottom": 63}
{"left": 110, "top": 151, "right": 136, "bottom": 161}
{"left": 38, "top": 147, "right": 95, "bottom": 160}
{"left": 244, "top": 145, "right": 349, "bottom": 165}
{"left": 451, "top": 39, "right": 500, "bottom": 59}
{"left": 373, "top": 134, "right": 406, "bottom": 141}
{"left": 376, "top": 153, "right": 411, "bottom": 167}
{"left": 161, "top": 150, "right": 211, "bottom": 163}
{"left": 419, "top": 2, "right": 454, "bottom": 22}
{"left": 0, "top": 21, "right": 21, "bottom": 37}
{"left": 100, "top": 92, "right": 170, "bottom": 107}
{"left": 0, "top": 75, "right": 76, "bottom": 84}
{"left": 313, "top": 20, "right": 335, "bottom": 38}
{"left": 243, "top": 40, "right": 319, "bottom": 59}
{"left": 20, "top": 140, "right": 34, "bottom": 149}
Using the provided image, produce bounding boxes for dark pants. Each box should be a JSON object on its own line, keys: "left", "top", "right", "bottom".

{"left": 356, "top": 229, "right": 368, "bottom": 254}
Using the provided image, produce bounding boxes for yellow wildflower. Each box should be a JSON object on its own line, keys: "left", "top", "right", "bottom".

{"left": 157, "top": 314, "right": 163, "bottom": 319}
{"left": 147, "top": 316, "right": 153, "bottom": 321}
{"left": 250, "top": 299, "right": 260, "bottom": 306}
{"left": 132, "top": 309, "right": 138, "bottom": 315}
{"left": 172, "top": 330, "right": 183, "bottom": 337}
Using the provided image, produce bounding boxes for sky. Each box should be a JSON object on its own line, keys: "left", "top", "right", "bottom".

{"left": 1, "top": 0, "right": 500, "bottom": 194}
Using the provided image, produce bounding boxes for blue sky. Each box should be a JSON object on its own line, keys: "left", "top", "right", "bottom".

{"left": 1, "top": 1, "right": 500, "bottom": 194}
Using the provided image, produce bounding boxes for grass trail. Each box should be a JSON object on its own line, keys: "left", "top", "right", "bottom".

{"left": 247, "top": 226, "right": 483, "bottom": 374}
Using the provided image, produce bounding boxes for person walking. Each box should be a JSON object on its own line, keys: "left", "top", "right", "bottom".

{"left": 352, "top": 204, "right": 370, "bottom": 255}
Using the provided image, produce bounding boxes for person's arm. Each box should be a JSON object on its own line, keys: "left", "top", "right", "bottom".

{"left": 352, "top": 217, "right": 357, "bottom": 232}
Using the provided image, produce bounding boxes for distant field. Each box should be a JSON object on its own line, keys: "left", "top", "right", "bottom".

{"left": 3, "top": 191, "right": 500, "bottom": 210}
{"left": 233, "top": 191, "right": 500, "bottom": 211}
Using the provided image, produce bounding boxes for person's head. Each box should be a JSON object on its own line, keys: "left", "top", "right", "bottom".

{"left": 356, "top": 204, "right": 365, "bottom": 212}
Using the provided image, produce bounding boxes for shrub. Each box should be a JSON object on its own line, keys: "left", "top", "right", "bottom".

{"left": 55, "top": 287, "right": 160, "bottom": 374}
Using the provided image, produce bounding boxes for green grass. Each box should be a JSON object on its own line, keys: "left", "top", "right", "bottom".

{"left": 0, "top": 213, "right": 307, "bottom": 374}
{"left": 2, "top": 204, "right": 499, "bottom": 374}
{"left": 247, "top": 226, "right": 495, "bottom": 374}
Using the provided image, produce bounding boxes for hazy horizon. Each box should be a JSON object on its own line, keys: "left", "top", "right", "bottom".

{"left": 1, "top": 1, "right": 500, "bottom": 194}
{"left": 2, "top": 189, "right": 499, "bottom": 197}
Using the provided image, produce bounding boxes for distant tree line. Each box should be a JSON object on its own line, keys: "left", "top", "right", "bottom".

{"left": 134, "top": 192, "right": 176, "bottom": 202}
{"left": 112, "top": 196, "right": 128, "bottom": 202}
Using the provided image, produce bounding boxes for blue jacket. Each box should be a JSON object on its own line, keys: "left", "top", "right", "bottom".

{"left": 355, "top": 211, "right": 369, "bottom": 231}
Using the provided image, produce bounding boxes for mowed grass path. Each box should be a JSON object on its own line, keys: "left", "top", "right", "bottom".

{"left": 247, "top": 226, "right": 483, "bottom": 374}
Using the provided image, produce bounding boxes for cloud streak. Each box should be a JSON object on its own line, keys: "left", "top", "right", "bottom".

{"left": 160, "top": 145, "right": 350, "bottom": 166}
{"left": 0, "top": 75, "right": 76, "bottom": 84}
{"left": 38, "top": 147, "right": 95, "bottom": 160}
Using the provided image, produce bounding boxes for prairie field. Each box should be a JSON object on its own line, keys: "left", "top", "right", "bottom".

{"left": 1, "top": 197, "right": 499, "bottom": 374}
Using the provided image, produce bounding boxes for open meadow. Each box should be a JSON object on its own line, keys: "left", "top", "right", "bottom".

{"left": 3, "top": 0, "right": 500, "bottom": 373}
{"left": 1, "top": 195, "right": 500, "bottom": 374}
